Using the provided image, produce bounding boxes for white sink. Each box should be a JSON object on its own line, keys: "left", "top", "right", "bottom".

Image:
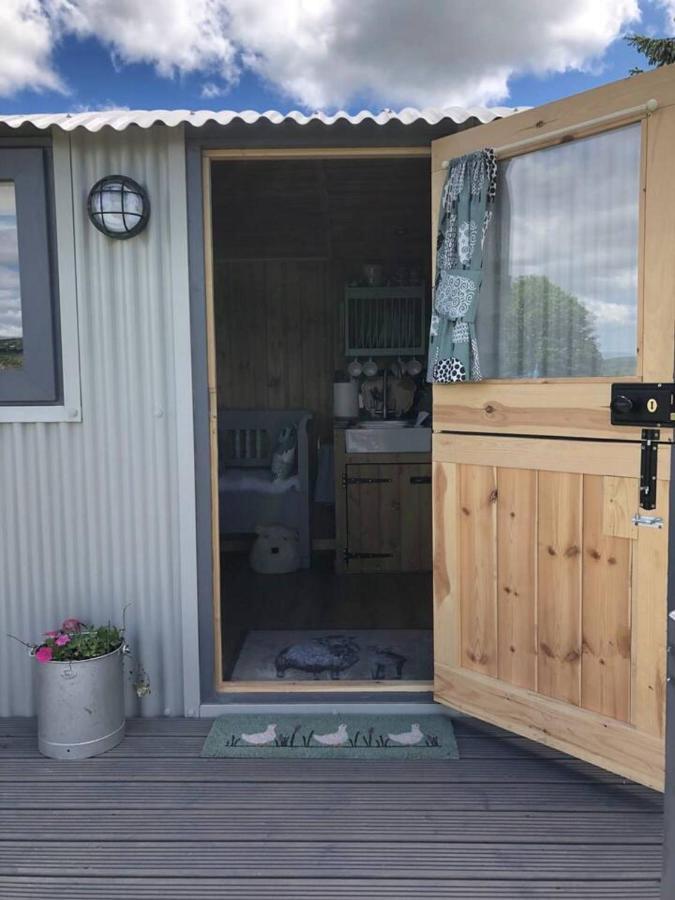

{"left": 345, "top": 425, "right": 431, "bottom": 454}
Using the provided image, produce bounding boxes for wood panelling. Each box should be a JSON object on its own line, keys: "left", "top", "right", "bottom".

{"left": 212, "top": 157, "right": 432, "bottom": 446}
{"left": 581, "top": 475, "right": 632, "bottom": 722}
{"left": 602, "top": 476, "right": 638, "bottom": 540}
{"left": 537, "top": 472, "right": 583, "bottom": 706}
{"left": 432, "top": 460, "right": 459, "bottom": 672}
{"left": 435, "top": 664, "right": 664, "bottom": 790}
{"left": 458, "top": 465, "right": 498, "bottom": 677}
{"left": 631, "top": 480, "right": 670, "bottom": 738}
{"left": 214, "top": 258, "right": 335, "bottom": 440}
{"left": 433, "top": 381, "right": 651, "bottom": 443}
{"left": 433, "top": 432, "right": 671, "bottom": 479}
{"left": 433, "top": 453, "right": 669, "bottom": 787}
{"left": 399, "top": 464, "right": 433, "bottom": 572}
{"left": 211, "top": 157, "right": 430, "bottom": 261}
{"left": 496, "top": 468, "right": 537, "bottom": 690}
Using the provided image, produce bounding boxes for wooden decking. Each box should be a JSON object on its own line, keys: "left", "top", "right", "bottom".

{"left": 0, "top": 714, "right": 664, "bottom": 898}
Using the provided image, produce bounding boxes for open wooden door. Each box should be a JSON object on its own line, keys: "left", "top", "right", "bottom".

{"left": 431, "top": 66, "right": 675, "bottom": 790}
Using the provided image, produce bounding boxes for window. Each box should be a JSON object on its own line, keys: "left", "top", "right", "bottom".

{"left": 0, "top": 149, "right": 60, "bottom": 404}
{"left": 477, "top": 124, "right": 641, "bottom": 379}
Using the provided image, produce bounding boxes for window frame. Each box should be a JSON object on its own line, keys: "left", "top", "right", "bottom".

{"left": 0, "top": 148, "right": 60, "bottom": 403}
{"left": 0, "top": 134, "right": 81, "bottom": 423}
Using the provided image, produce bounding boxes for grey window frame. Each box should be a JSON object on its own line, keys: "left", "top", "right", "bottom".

{"left": 0, "top": 148, "right": 60, "bottom": 404}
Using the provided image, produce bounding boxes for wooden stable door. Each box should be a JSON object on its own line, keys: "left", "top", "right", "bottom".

{"left": 431, "top": 67, "right": 675, "bottom": 790}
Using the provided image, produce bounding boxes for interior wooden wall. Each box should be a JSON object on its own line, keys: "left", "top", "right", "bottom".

{"left": 211, "top": 158, "right": 431, "bottom": 444}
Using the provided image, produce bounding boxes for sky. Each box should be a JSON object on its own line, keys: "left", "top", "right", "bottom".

{"left": 0, "top": 1, "right": 672, "bottom": 344}
{"left": 0, "top": 0, "right": 673, "bottom": 117}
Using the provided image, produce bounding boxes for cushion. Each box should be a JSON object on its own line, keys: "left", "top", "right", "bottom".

{"left": 271, "top": 425, "right": 297, "bottom": 481}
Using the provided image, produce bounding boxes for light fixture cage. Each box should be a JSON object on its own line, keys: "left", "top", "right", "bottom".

{"left": 87, "top": 175, "right": 150, "bottom": 240}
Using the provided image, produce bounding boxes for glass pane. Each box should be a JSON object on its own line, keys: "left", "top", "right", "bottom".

{"left": 0, "top": 181, "right": 22, "bottom": 370}
{"left": 477, "top": 124, "right": 640, "bottom": 379}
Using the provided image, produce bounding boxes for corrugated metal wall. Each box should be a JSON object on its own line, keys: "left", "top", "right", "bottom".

{"left": 0, "top": 125, "right": 198, "bottom": 716}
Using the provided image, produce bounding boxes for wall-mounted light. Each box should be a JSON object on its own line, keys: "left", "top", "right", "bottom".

{"left": 87, "top": 175, "right": 150, "bottom": 240}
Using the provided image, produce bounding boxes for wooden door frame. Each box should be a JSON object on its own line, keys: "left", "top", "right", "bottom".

{"left": 202, "top": 145, "right": 434, "bottom": 694}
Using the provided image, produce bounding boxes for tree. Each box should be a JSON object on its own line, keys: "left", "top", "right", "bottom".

{"left": 497, "top": 275, "right": 603, "bottom": 378}
{"left": 625, "top": 31, "right": 675, "bottom": 74}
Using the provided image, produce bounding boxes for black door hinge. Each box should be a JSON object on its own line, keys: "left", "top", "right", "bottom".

{"left": 343, "top": 549, "right": 394, "bottom": 563}
{"left": 342, "top": 474, "right": 393, "bottom": 486}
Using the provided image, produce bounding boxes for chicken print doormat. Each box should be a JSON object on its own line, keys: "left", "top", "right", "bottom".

{"left": 201, "top": 714, "right": 459, "bottom": 759}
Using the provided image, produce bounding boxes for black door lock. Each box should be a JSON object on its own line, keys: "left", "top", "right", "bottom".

{"left": 610, "top": 383, "right": 674, "bottom": 427}
{"left": 611, "top": 383, "right": 674, "bottom": 513}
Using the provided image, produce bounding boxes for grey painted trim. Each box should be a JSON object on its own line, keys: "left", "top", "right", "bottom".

{"left": 186, "top": 142, "right": 216, "bottom": 702}
{"left": 661, "top": 441, "right": 675, "bottom": 897}
{"left": 199, "top": 700, "right": 444, "bottom": 717}
{"left": 185, "top": 117, "right": 480, "bottom": 149}
{"left": 0, "top": 148, "right": 60, "bottom": 404}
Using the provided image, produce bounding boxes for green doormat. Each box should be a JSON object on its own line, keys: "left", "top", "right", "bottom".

{"left": 201, "top": 714, "right": 459, "bottom": 760}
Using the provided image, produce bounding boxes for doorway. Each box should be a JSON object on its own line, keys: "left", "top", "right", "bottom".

{"left": 203, "top": 149, "right": 435, "bottom": 692}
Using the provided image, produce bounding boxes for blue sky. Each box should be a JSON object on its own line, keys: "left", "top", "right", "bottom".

{"left": 0, "top": 1, "right": 672, "bottom": 116}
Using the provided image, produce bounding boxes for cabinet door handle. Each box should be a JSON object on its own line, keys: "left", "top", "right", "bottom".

{"left": 410, "top": 475, "right": 431, "bottom": 485}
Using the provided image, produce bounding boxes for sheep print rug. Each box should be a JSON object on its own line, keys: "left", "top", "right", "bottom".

{"left": 229, "top": 629, "right": 433, "bottom": 682}
{"left": 201, "top": 714, "right": 459, "bottom": 760}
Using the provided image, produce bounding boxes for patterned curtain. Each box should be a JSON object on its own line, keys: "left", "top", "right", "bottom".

{"left": 427, "top": 149, "right": 497, "bottom": 383}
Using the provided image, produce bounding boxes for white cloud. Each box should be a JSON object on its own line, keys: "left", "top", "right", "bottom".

{"left": 0, "top": 0, "right": 65, "bottom": 96}
{"left": 201, "top": 81, "right": 223, "bottom": 99}
{"left": 654, "top": 0, "right": 675, "bottom": 32}
{"left": 0, "top": 0, "right": 641, "bottom": 107}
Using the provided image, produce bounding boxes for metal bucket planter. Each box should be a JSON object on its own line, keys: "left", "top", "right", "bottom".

{"left": 36, "top": 644, "right": 127, "bottom": 760}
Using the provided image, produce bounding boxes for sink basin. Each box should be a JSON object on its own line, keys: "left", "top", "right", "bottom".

{"left": 345, "top": 425, "right": 431, "bottom": 454}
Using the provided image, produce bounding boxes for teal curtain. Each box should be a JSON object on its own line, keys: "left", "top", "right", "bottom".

{"left": 427, "top": 149, "right": 497, "bottom": 383}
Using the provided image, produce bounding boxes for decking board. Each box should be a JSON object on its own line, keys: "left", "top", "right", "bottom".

{"left": 0, "top": 714, "right": 663, "bottom": 897}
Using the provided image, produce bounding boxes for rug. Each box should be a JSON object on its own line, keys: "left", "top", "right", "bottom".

{"left": 229, "top": 629, "right": 433, "bottom": 682}
{"left": 201, "top": 713, "right": 458, "bottom": 759}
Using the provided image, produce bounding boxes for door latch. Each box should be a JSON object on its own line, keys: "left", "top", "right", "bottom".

{"left": 632, "top": 514, "right": 664, "bottom": 529}
{"left": 611, "top": 383, "right": 674, "bottom": 513}
{"left": 639, "top": 428, "right": 660, "bottom": 511}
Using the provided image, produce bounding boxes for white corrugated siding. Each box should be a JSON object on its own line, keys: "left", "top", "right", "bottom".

{"left": 0, "top": 106, "right": 517, "bottom": 133}
{"left": 0, "top": 125, "right": 197, "bottom": 716}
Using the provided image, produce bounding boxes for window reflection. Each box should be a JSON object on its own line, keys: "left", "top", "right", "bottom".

{"left": 0, "top": 182, "right": 22, "bottom": 370}
{"left": 478, "top": 124, "right": 640, "bottom": 379}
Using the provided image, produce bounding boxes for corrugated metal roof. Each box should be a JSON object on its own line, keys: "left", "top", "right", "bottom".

{"left": 0, "top": 106, "right": 518, "bottom": 133}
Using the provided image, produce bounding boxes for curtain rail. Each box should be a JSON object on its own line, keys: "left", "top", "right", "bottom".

{"left": 441, "top": 98, "right": 658, "bottom": 168}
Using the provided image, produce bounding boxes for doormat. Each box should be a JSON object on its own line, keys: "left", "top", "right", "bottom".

{"left": 229, "top": 629, "right": 433, "bottom": 682}
{"left": 201, "top": 714, "right": 458, "bottom": 759}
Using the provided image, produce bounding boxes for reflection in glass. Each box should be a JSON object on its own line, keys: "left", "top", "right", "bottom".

{"left": 477, "top": 124, "right": 640, "bottom": 379}
{"left": 0, "top": 182, "right": 22, "bottom": 370}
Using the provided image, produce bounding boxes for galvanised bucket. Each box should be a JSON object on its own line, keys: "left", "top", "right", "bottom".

{"left": 36, "top": 644, "right": 126, "bottom": 760}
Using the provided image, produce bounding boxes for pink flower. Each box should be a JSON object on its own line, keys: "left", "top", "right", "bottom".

{"left": 43, "top": 631, "right": 58, "bottom": 639}
{"left": 55, "top": 633, "right": 70, "bottom": 647}
{"left": 35, "top": 646, "right": 53, "bottom": 663}
{"left": 61, "top": 618, "right": 85, "bottom": 632}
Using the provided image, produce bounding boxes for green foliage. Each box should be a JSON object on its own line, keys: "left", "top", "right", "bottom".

{"left": 40, "top": 622, "right": 124, "bottom": 662}
{"left": 499, "top": 275, "right": 603, "bottom": 378}
{"left": 625, "top": 32, "right": 675, "bottom": 74}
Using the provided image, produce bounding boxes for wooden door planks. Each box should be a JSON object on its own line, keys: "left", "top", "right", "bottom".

{"left": 497, "top": 468, "right": 537, "bottom": 690}
{"left": 581, "top": 475, "right": 632, "bottom": 722}
{"left": 458, "top": 464, "right": 498, "bottom": 676}
{"left": 434, "top": 454, "right": 668, "bottom": 785}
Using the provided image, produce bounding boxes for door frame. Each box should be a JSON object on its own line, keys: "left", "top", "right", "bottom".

{"left": 201, "top": 144, "right": 435, "bottom": 695}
